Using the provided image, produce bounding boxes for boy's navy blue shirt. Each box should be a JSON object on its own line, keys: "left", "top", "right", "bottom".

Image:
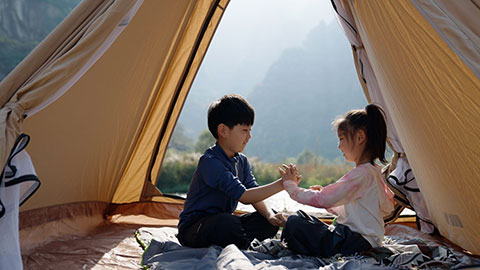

{"left": 178, "top": 143, "right": 258, "bottom": 230}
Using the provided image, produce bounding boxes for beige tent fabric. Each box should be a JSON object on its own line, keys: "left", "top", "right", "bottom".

{"left": 112, "top": 0, "right": 229, "bottom": 203}
{"left": 0, "top": 0, "right": 141, "bottom": 209}
{"left": 332, "top": 0, "right": 404, "bottom": 153}
{"left": 412, "top": 0, "right": 480, "bottom": 78}
{"left": 15, "top": 0, "right": 227, "bottom": 210}
{"left": 147, "top": 0, "right": 229, "bottom": 200}
{"left": 340, "top": 0, "right": 480, "bottom": 254}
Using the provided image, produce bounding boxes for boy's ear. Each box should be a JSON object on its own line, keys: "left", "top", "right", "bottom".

{"left": 217, "top": 124, "right": 227, "bottom": 138}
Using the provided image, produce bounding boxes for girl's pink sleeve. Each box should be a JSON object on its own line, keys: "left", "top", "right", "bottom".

{"left": 283, "top": 168, "right": 372, "bottom": 208}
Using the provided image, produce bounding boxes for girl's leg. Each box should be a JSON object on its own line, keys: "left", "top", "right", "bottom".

{"left": 334, "top": 224, "right": 372, "bottom": 256}
{"left": 281, "top": 214, "right": 336, "bottom": 257}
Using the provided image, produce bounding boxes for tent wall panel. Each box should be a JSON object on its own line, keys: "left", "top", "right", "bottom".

{"left": 21, "top": 0, "right": 227, "bottom": 209}
{"left": 0, "top": 0, "right": 140, "bottom": 185}
{"left": 112, "top": 0, "right": 229, "bottom": 203}
{"left": 108, "top": 0, "right": 204, "bottom": 203}
{"left": 348, "top": 0, "right": 480, "bottom": 254}
{"left": 147, "top": 0, "right": 229, "bottom": 199}
{"left": 412, "top": 0, "right": 480, "bottom": 78}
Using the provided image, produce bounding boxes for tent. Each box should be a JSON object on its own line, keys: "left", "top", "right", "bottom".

{"left": 0, "top": 0, "right": 479, "bottom": 268}
{"left": 331, "top": 0, "right": 480, "bottom": 255}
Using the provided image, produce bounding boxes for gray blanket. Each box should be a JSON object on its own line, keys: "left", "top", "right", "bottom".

{"left": 135, "top": 227, "right": 472, "bottom": 270}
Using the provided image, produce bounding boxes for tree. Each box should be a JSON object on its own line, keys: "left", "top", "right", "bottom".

{"left": 194, "top": 130, "right": 216, "bottom": 153}
{"left": 297, "top": 149, "right": 315, "bottom": 165}
{"left": 169, "top": 124, "right": 193, "bottom": 152}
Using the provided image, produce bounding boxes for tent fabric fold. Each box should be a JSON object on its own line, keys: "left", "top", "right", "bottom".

{"left": 0, "top": 134, "right": 40, "bottom": 270}
{"left": 411, "top": 0, "right": 480, "bottom": 78}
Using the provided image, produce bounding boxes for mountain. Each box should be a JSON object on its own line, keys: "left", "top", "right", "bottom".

{"left": 0, "top": 0, "right": 80, "bottom": 80}
{"left": 176, "top": 2, "right": 330, "bottom": 141}
{"left": 244, "top": 21, "right": 367, "bottom": 162}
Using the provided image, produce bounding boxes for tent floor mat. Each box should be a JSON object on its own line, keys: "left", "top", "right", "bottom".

{"left": 22, "top": 222, "right": 147, "bottom": 270}
{"left": 21, "top": 218, "right": 479, "bottom": 269}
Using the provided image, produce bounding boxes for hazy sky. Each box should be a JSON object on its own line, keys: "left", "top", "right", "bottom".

{"left": 217, "top": 0, "right": 336, "bottom": 50}
{"left": 179, "top": 1, "right": 342, "bottom": 140}
{"left": 192, "top": 0, "right": 336, "bottom": 96}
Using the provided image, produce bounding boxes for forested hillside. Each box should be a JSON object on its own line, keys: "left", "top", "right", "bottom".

{"left": 176, "top": 21, "right": 366, "bottom": 162}
{"left": 244, "top": 21, "right": 367, "bottom": 161}
{"left": 0, "top": 0, "right": 80, "bottom": 80}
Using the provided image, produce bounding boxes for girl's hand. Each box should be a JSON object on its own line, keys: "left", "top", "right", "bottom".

{"left": 309, "top": 185, "right": 323, "bottom": 191}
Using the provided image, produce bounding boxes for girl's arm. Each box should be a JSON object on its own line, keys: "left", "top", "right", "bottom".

{"left": 280, "top": 167, "right": 372, "bottom": 208}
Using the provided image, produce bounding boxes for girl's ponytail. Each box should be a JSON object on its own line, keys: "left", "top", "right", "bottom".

{"left": 333, "top": 104, "right": 388, "bottom": 165}
{"left": 365, "top": 104, "right": 387, "bottom": 164}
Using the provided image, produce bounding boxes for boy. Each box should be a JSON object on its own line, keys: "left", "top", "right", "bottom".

{"left": 177, "top": 94, "right": 287, "bottom": 249}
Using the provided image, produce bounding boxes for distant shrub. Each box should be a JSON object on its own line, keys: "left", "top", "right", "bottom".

{"left": 156, "top": 150, "right": 353, "bottom": 194}
{"left": 250, "top": 156, "right": 352, "bottom": 188}
{"left": 249, "top": 157, "right": 279, "bottom": 186}
{"left": 156, "top": 150, "right": 200, "bottom": 193}
{"left": 194, "top": 130, "right": 216, "bottom": 153}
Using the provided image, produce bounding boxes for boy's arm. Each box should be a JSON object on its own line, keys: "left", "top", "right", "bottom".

{"left": 238, "top": 178, "right": 283, "bottom": 204}
{"left": 252, "top": 200, "right": 286, "bottom": 227}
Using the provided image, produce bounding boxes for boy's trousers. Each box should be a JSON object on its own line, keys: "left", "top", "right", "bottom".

{"left": 177, "top": 211, "right": 278, "bottom": 250}
{"left": 281, "top": 212, "right": 372, "bottom": 257}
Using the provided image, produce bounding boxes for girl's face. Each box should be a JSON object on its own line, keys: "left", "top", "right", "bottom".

{"left": 337, "top": 131, "right": 354, "bottom": 162}
{"left": 337, "top": 129, "right": 367, "bottom": 166}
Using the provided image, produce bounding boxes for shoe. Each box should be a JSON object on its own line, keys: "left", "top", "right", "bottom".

{"left": 248, "top": 238, "right": 286, "bottom": 255}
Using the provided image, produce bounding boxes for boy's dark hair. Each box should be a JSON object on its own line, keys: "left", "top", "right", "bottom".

{"left": 332, "top": 104, "right": 387, "bottom": 165}
{"left": 207, "top": 94, "right": 255, "bottom": 139}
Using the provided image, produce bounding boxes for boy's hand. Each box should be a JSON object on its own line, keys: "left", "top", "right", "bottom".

{"left": 278, "top": 163, "right": 302, "bottom": 185}
{"left": 267, "top": 213, "right": 286, "bottom": 227}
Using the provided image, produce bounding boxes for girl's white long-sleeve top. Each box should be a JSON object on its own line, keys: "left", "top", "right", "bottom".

{"left": 283, "top": 163, "right": 394, "bottom": 247}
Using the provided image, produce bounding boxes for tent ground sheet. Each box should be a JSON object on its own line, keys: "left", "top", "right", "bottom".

{"left": 136, "top": 225, "right": 479, "bottom": 270}
{"left": 21, "top": 222, "right": 479, "bottom": 269}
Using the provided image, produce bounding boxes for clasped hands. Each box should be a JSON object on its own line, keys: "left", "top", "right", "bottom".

{"left": 278, "top": 164, "right": 323, "bottom": 192}
{"left": 278, "top": 163, "right": 302, "bottom": 185}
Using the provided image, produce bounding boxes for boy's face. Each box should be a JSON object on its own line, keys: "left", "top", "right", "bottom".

{"left": 220, "top": 124, "right": 252, "bottom": 158}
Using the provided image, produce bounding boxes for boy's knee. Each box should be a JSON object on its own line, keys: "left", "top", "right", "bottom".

{"left": 213, "top": 213, "right": 250, "bottom": 248}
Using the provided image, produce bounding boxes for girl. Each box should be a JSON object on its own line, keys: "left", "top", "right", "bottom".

{"left": 279, "top": 104, "right": 394, "bottom": 257}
